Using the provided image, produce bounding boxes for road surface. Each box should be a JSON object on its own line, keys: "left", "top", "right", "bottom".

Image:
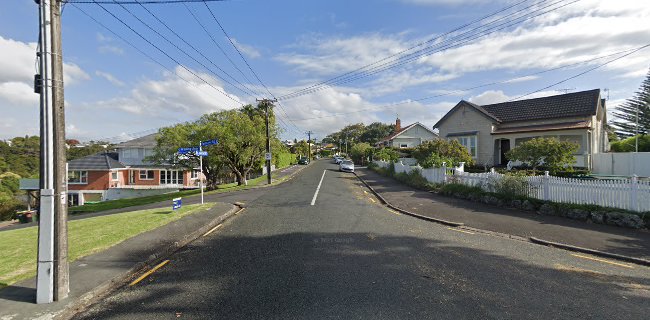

{"left": 74, "top": 160, "right": 650, "bottom": 319}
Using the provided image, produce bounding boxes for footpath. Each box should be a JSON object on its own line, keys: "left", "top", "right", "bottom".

{"left": 356, "top": 168, "right": 650, "bottom": 261}
{"left": 0, "top": 202, "right": 238, "bottom": 320}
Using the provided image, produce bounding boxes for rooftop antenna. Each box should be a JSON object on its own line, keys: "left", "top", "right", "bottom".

{"left": 603, "top": 88, "right": 610, "bottom": 100}
{"left": 556, "top": 88, "right": 575, "bottom": 94}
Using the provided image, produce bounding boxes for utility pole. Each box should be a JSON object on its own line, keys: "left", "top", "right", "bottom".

{"left": 306, "top": 131, "right": 313, "bottom": 160}
{"left": 257, "top": 98, "right": 276, "bottom": 185}
{"left": 51, "top": 0, "right": 69, "bottom": 301}
{"left": 36, "top": 0, "right": 68, "bottom": 303}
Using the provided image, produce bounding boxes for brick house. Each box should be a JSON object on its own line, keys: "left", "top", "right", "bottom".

{"left": 433, "top": 89, "right": 609, "bottom": 169}
{"left": 67, "top": 134, "right": 202, "bottom": 206}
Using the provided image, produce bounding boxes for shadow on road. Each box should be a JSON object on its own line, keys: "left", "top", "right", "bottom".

{"left": 73, "top": 232, "right": 650, "bottom": 319}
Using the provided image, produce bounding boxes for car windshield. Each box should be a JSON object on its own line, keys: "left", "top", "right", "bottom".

{"left": 341, "top": 160, "right": 353, "bottom": 165}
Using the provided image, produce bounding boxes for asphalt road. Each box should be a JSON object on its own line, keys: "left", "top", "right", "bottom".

{"left": 74, "top": 159, "right": 650, "bottom": 319}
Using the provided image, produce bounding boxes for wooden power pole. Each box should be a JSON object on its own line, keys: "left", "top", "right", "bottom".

{"left": 51, "top": 0, "right": 69, "bottom": 301}
{"left": 306, "top": 131, "right": 313, "bottom": 160}
{"left": 257, "top": 99, "right": 276, "bottom": 185}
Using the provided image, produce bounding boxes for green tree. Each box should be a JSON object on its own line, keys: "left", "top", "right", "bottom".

{"left": 611, "top": 68, "right": 650, "bottom": 137}
{"left": 610, "top": 135, "right": 650, "bottom": 152}
{"left": 373, "top": 148, "right": 400, "bottom": 162}
{"left": 350, "top": 143, "right": 372, "bottom": 164}
{"left": 505, "top": 137, "right": 579, "bottom": 173}
{"left": 293, "top": 140, "right": 310, "bottom": 158}
{"left": 412, "top": 139, "right": 473, "bottom": 168}
{"left": 67, "top": 141, "right": 113, "bottom": 161}
{"left": 359, "top": 122, "right": 394, "bottom": 145}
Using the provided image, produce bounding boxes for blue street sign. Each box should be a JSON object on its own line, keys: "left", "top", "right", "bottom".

{"left": 197, "top": 151, "right": 208, "bottom": 157}
{"left": 178, "top": 147, "right": 200, "bottom": 154}
{"left": 172, "top": 197, "right": 182, "bottom": 210}
{"left": 201, "top": 139, "right": 219, "bottom": 147}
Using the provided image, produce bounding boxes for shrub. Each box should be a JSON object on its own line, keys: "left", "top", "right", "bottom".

{"left": 373, "top": 148, "right": 400, "bottom": 162}
{"left": 440, "top": 183, "right": 484, "bottom": 197}
{"left": 485, "top": 173, "right": 531, "bottom": 200}
{"left": 506, "top": 137, "right": 579, "bottom": 174}
{"left": 412, "top": 140, "right": 473, "bottom": 167}
{"left": 394, "top": 170, "right": 431, "bottom": 190}
{"left": 275, "top": 152, "right": 297, "bottom": 168}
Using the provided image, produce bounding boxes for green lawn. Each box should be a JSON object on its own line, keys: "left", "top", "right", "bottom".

{"left": 69, "top": 170, "right": 292, "bottom": 214}
{"left": 0, "top": 203, "right": 213, "bottom": 289}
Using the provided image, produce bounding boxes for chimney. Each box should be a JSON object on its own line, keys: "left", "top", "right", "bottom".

{"left": 395, "top": 118, "right": 401, "bottom": 133}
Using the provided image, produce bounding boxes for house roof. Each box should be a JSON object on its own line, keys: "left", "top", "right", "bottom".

{"left": 491, "top": 121, "right": 590, "bottom": 135}
{"left": 68, "top": 153, "right": 126, "bottom": 170}
{"left": 434, "top": 89, "right": 601, "bottom": 128}
{"left": 481, "top": 89, "right": 601, "bottom": 123}
{"left": 379, "top": 122, "right": 437, "bottom": 143}
{"left": 115, "top": 133, "right": 159, "bottom": 149}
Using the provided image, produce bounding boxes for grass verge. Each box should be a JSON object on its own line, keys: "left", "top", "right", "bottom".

{"left": 0, "top": 202, "right": 213, "bottom": 289}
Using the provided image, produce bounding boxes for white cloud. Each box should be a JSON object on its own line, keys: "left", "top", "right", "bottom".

{"left": 0, "top": 82, "right": 39, "bottom": 105}
{"left": 95, "top": 70, "right": 125, "bottom": 87}
{"left": 230, "top": 38, "right": 261, "bottom": 59}
{"left": 468, "top": 89, "right": 560, "bottom": 105}
{"left": 88, "top": 65, "right": 243, "bottom": 118}
{"left": 98, "top": 45, "right": 124, "bottom": 55}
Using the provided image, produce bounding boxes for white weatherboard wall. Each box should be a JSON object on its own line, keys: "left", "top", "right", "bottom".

{"left": 592, "top": 153, "right": 650, "bottom": 177}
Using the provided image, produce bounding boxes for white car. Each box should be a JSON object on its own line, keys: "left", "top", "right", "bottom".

{"left": 333, "top": 156, "right": 344, "bottom": 164}
{"left": 339, "top": 160, "right": 355, "bottom": 173}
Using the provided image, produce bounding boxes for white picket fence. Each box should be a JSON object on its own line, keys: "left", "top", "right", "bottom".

{"left": 373, "top": 160, "right": 650, "bottom": 212}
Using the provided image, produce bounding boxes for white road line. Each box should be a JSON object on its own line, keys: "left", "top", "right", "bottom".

{"left": 311, "top": 170, "right": 327, "bottom": 206}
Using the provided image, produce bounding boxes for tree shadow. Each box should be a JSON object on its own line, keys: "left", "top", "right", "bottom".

{"left": 73, "top": 232, "right": 650, "bottom": 319}
{"left": 0, "top": 285, "right": 35, "bottom": 303}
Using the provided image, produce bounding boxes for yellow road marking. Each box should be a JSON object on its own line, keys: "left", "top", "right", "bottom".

{"left": 369, "top": 197, "right": 376, "bottom": 203}
{"left": 363, "top": 190, "right": 368, "bottom": 195}
{"left": 446, "top": 227, "right": 475, "bottom": 235}
{"left": 202, "top": 224, "right": 223, "bottom": 237}
{"left": 388, "top": 209, "right": 400, "bottom": 215}
{"left": 571, "top": 254, "right": 634, "bottom": 269}
{"left": 235, "top": 208, "right": 246, "bottom": 215}
{"left": 129, "top": 260, "right": 170, "bottom": 286}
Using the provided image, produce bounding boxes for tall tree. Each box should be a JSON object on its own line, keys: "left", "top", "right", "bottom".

{"left": 611, "top": 68, "right": 650, "bottom": 137}
{"left": 360, "top": 122, "right": 395, "bottom": 145}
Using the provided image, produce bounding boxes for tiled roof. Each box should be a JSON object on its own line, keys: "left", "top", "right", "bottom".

{"left": 68, "top": 153, "right": 126, "bottom": 170}
{"left": 116, "top": 133, "right": 158, "bottom": 148}
{"left": 481, "top": 89, "right": 601, "bottom": 123}
{"left": 378, "top": 122, "right": 437, "bottom": 143}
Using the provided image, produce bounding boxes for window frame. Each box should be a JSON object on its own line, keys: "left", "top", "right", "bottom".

{"left": 399, "top": 143, "right": 408, "bottom": 149}
{"left": 454, "top": 135, "right": 478, "bottom": 158}
{"left": 68, "top": 170, "right": 88, "bottom": 184}
{"left": 139, "top": 170, "right": 155, "bottom": 180}
{"left": 111, "top": 171, "right": 119, "bottom": 181}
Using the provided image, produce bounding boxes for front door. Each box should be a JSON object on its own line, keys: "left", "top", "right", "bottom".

{"left": 500, "top": 139, "right": 510, "bottom": 166}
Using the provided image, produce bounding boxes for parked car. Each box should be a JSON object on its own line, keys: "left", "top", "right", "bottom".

{"left": 298, "top": 157, "right": 310, "bottom": 165}
{"left": 332, "top": 156, "right": 343, "bottom": 164}
{"left": 339, "top": 160, "right": 355, "bottom": 173}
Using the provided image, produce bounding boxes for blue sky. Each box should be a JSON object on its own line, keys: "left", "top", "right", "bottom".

{"left": 0, "top": 0, "right": 648, "bottom": 142}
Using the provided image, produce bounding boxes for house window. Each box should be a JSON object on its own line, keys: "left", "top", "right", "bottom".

{"left": 111, "top": 171, "right": 119, "bottom": 181}
{"left": 139, "top": 170, "right": 155, "bottom": 180}
{"left": 400, "top": 144, "right": 408, "bottom": 148}
{"left": 68, "top": 171, "right": 88, "bottom": 184}
{"left": 456, "top": 136, "right": 477, "bottom": 158}
{"left": 160, "top": 170, "right": 183, "bottom": 185}
{"left": 559, "top": 135, "right": 584, "bottom": 154}
{"left": 191, "top": 170, "right": 199, "bottom": 179}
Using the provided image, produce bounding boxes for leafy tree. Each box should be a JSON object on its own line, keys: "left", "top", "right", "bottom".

{"left": 610, "top": 135, "right": 650, "bottom": 152}
{"left": 67, "top": 141, "right": 113, "bottom": 161}
{"left": 505, "top": 137, "right": 579, "bottom": 173}
{"left": 373, "top": 148, "right": 400, "bottom": 162}
{"left": 350, "top": 143, "right": 372, "bottom": 164}
{"left": 412, "top": 139, "right": 473, "bottom": 168}
{"left": 360, "top": 122, "right": 395, "bottom": 145}
{"left": 293, "top": 140, "right": 310, "bottom": 158}
{"left": 611, "top": 68, "right": 650, "bottom": 137}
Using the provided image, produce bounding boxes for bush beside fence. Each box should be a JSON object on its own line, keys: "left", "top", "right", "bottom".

{"left": 373, "top": 160, "right": 650, "bottom": 213}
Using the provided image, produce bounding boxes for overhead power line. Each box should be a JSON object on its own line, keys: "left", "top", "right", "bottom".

{"left": 202, "top": 1, "right": 305, "bottom": 134}
{"left": 286, "top": 45, "right": 648, "bottom": 122}
{"left": 66, "top": 0, "right": 229, "bottom": 4}
{"left": 278, "top": 0, "right": 581, "bottom": 101}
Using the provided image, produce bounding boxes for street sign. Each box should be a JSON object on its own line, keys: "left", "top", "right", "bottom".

{"left": 265, "top": 153, "right": 272, "bottom": 160}
{"left": 201, "top": 139, "right": 219, "bottom": 147}
{"left": 172, "top": 197, "right": 182, "bottom": 210}
{"left": 178, "top": 147, "right": 199, "bottom": 154}
{"left": 197, "top": 151, "right": 208, "bottom": 157}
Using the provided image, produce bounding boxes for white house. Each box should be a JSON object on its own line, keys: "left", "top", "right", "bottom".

{"left": 377, "top": 118, "right": 438, "bottom": 148}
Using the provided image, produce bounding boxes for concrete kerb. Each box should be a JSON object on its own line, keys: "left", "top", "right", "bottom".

{"left": 353, "top": 172, "right": 464, "bottom": 227}
{"left": 57, "top": 203, "right": 244, "bottom": 320}
{"left": 530, "top": 237, "right": 650, "bottom": 267}
{"left": 355, "top": 171, "right": 650, "bottom": 268}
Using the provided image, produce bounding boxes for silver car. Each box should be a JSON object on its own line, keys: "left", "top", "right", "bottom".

{"left": 339, "top": 160, "right": 355, "bottom": 172}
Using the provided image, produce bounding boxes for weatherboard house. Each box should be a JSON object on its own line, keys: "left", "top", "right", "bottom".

{"left": 433, "top": 89, "right": 609, "bottom": 169}
{"left": 378, "top": 118, "right": 439, "bottom": 148}
{"left": 67, "top": 134, "right": 201, "bottom": 206}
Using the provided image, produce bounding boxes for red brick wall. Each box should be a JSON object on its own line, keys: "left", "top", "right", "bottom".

{"left": 134, "top": 169, "right": 160, "bottom": 186}
{"left": 68, "top": 171, "right": 110, "bottom": 191}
